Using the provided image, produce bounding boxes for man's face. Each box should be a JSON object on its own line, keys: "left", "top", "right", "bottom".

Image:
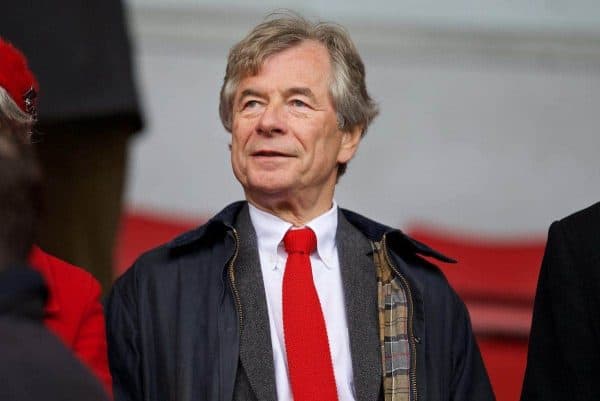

{"left": 231, "top": 40, "right": 361, "bottom": 206}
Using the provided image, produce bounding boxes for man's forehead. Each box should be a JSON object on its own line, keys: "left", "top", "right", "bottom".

{"left": 235, "top": 41, "right": 331, "bottom": 89}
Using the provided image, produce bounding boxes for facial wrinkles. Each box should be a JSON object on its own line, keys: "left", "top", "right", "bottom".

{"left": 232, "top": 42, "right": 342, "bottom": 188}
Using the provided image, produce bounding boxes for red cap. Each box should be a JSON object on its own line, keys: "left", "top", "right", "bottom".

{"left": 0, "top": 37, "right": 39, "bottom": 114}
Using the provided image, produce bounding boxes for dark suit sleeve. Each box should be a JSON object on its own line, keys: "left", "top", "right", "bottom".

{"left": 449, "top": 291, "right": 496, "bottom": 401}
{"left": 521, "top": 221, "right": 597, "bottom": 401}
{"left": 105, "top": 270, "right": 142, "bottom": 401}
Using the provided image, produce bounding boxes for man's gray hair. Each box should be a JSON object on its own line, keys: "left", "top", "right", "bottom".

{"left": 0, "top": 87, "right": 34, "bottom": 141}
{"left": 219, "top": 13, "right": 379, "bottom": 177}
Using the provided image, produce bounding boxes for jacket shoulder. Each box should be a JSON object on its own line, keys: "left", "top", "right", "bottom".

{"left": 559, "top": 201, "right": 600, "bottom": 233}
{"left": 553, "top": 201, "right": 600, "bottom": 261}
{"left": 112, "top": 242, "right": 171, "bottom": 291}
{"left": 113, "top": 218, "right": 231, "bottom": 293}
{"left": 401, "top": 250, "right": 459, "bottom": 302}
{"left": 30, "top": 246, "right": 96, "bottom": 282}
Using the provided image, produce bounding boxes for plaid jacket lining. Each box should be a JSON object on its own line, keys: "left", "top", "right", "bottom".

{"left": 373, "top": 241, "right": 412, "bottom": 401}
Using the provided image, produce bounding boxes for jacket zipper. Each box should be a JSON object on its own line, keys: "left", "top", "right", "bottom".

{"left": 227, "top": 228, "right": 243, "bottom": 331}
{"left": 381, "top": 234, "right": 418, "bottom": 401}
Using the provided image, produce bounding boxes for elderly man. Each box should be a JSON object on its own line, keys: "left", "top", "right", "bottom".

{"left": 106, "top": 15, "right": 494, "bottom": 401}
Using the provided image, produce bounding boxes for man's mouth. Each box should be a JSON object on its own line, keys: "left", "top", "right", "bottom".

{"left": 252, "top": 150, "right": 293, "bottom": 157}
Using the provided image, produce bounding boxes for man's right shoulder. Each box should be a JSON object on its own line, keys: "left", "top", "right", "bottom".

{"left": 109, "top": 242, "right": 175, "bottom": 301}
{"left": 111, "top": 202, "right": 247, "bottom": 300}
{"left": 113, "top": 220, "right": 235, "bottom": 292}
{"left": 131, "top": 241, "right": 173, "bottom": 270}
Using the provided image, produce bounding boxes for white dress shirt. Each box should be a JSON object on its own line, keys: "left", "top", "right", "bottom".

{"left": 248, "top": 202, "right": 356, "bottom": 401}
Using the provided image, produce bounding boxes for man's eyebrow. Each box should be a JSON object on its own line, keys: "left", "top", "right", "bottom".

{"left": 237, "top": 87, "right": 317, "bottom": 103}
{"left": 237, "top": 89, "right": 263, "bottom": 101}
{"left": 283, "top": 87, "right": 317, "bottom": 102}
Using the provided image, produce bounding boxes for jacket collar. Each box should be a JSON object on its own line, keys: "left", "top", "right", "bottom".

{"left": 168, "top": 201, "right": 455, "bottom": 263}
{"left": 340, "top": 208, "right": 455, "bottom": 263}
{"left": 168, "top": 201, "right": 245, "bottom": 249}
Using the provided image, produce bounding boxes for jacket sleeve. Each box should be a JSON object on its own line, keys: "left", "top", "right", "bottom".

{"left": 105, "top": 271, "right": 142, "bottom": 401}
{"left": 449, "top": 291, "right": 496, "bottom": 401}
{"left": 73, "top": 275, "right": 114, "bottom": 398}
{"left": 521, "top": 221, "right": 597, "bottom": 401}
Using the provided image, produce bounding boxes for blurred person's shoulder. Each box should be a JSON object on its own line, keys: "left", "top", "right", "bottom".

{"left": 28, "top": 246, "right": 101, "bottom": 308}
{"left": 551, "top": 201, "right": 600, "bottom": 262}
{"left": 560, "top": 201, "right": 600, "bottom": 226}
{"left": 29, "top": 246, "right": 99, "bottom": 288}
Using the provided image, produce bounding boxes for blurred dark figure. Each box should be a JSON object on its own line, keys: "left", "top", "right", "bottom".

{"left": 0, "top": 130, "right": 109, "bottom": 401}
{"left": 0, "top": 0, "right": 144, "bottom": 291}
{"left": 0, "top": 127, "right": 41, "bottom": 273}
{"left": 521, "top": 201, "right": 600, "bottom": 401}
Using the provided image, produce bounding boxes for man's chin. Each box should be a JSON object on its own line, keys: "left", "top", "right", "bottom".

{"left": 244, "top": 181, "right": 297, "bottom": 202}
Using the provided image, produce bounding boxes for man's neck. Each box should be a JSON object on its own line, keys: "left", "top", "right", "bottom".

{"left": 245, "top": 187, "right": 336, "bottom": 227}
{"left": 245, "top": 198, "right": 335, "bottom": 227}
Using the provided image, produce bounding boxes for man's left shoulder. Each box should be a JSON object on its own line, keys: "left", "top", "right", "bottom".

{"left": 396, "top": 243, "right": 463, "bottom": 307}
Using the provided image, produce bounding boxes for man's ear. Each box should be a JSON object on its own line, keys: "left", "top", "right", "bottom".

{"left": 337, "top": 125, "right": 363, "bottom": 164}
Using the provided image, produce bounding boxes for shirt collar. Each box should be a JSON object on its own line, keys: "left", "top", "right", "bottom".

{"left": 248, "top": 201, "right": 339, "bottom": 270}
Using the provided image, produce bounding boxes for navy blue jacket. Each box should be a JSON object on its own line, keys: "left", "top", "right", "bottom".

{"left": 106, "top": 202, "right": 494, "bottom": 401}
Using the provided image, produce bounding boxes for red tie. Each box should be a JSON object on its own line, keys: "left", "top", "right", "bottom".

{"left": 283, "top": 227, "right": 339, "bottom": 401}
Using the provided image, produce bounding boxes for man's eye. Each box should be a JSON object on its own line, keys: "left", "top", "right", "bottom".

{"left": 291, "top": 99, "right": 307, "bottom": 108}
{"left": 243, "top": 100, "right": 260, "bottom": 109}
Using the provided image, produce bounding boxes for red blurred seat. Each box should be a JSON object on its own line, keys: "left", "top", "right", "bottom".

{"left": 408, "top": 224, "right": 546, "bottom": 401}
{"left": 408, "top": 224, "right": 545, "bottom": 336}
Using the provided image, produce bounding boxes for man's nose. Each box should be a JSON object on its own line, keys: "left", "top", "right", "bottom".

{"left": 256, "top": 102, "right": 286, "bottom": 136}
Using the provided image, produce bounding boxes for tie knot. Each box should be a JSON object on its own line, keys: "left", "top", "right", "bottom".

{"left": 283, "top": 227, "right": 317, "bottom": 255}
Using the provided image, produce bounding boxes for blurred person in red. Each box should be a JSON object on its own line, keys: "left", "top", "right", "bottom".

{"left": 521, "top": 201, "right": 600, "bottom": 401}
{"left": 0, "top": 0, "right": 144, "bottom": 292}
{"left": 0, "top": 37, "right": 112, "bottom": 396}
{"left": 0, "top": 109, "right": 109, "bottom": 401}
